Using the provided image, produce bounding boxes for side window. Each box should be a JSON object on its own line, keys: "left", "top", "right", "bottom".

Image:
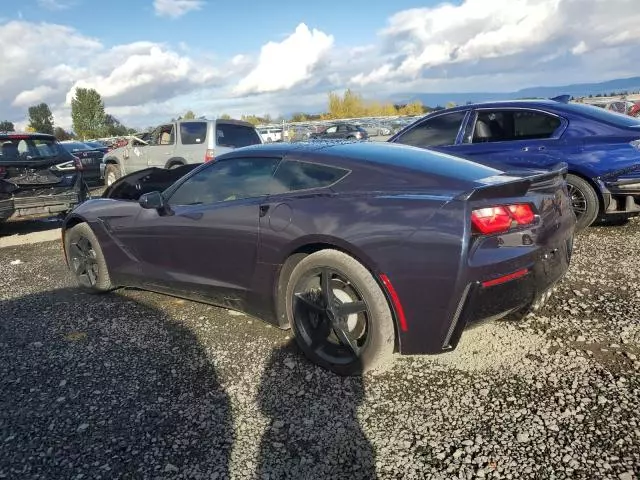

{"left": 216, "top": 123, "right": 262, "bottom": 148}
{"left": 395, "top": 112, "right": 466, "bottom": 147}
{"left": 325, "top": 126, "right": 337, "bottom": 134}
{"left": 337, "top": 125, "right": 348, "bottom": 133}
{"left": 272, "top": 160, "right": 349, "bottom": 193}
{"left": 513, "top": 111, "right": 561, "bottom": 140}
{"left": 180, "top": 122, "right": 208, "bottom": 145}
{"left": 472, "top": 110, "right": 561, "bottom": 143}
{"left": 167, "top": 157, "right": 280, "bottom": 206}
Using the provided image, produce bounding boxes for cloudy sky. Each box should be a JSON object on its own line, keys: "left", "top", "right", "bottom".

{"left": 1, "top": 0, "right": 639, "bottom": 130}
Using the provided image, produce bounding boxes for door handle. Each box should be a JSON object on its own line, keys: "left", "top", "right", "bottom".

{"left": 259, "top": 205, "right": 270, "bottom": 217}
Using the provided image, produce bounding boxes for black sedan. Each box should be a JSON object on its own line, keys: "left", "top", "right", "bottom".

{"left": 59, "top": 141, "right": 104, "bottom": 186}
{"left": 62, "top": 142, "right": 575, "bottom": 375}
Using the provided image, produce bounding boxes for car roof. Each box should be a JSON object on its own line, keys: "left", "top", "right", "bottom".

{"left": 0, "top": 132, "right": 56, "bottom": 140}
{"left": 222, "top": 140, "right": 502, "bottom": 178}
{"left": 431, "top": 99, "right": 566, "bottom": 114}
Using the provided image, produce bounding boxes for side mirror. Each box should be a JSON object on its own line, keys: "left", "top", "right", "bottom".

{"left": 139, "top": 191, "right": 165, "bottom": 210}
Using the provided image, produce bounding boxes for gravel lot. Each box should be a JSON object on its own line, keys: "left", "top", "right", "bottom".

{"left": 0, "top": 220, "right": 638, "bottom": 479}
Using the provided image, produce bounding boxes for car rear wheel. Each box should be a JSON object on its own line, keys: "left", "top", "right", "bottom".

{"left": 285, "top": 250, "right": 395, "bottom": 376}
{"left": 65, "top": 223, "right": 113, "bottom": 293}
{"left": 104, "top": 164, "right": 121, "bottom": 187}
{"left": 566, "top": 174, "right": 599, "bottom": 231}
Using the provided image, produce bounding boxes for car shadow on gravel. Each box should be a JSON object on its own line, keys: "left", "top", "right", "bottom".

{"left": 0, "top": 288, "right": 232, "bottom": 479}
{"left": 256, "top": 342, "right": 376, "bottom": 480}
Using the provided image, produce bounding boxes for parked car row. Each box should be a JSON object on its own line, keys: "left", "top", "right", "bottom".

{"left": 591, "top": 100, "right": 640, "bottom": 117}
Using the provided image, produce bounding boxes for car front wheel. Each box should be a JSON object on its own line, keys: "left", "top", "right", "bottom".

{"left": 285, "top": 249, "right": 396, "bottom": 376}
{"left": 104, "top": 164, "right": 121, "bottom": 187}
{"left": 65, "top": 223, "right": 113, "bottom": 293}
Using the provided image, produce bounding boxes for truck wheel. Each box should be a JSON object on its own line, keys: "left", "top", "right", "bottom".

{"left": 104, "top": 164, "right": 121, "bottom": 187}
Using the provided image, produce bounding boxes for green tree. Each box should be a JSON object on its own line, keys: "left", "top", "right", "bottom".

{"left": 54, "top": 126, "right": 73, "bottom": 141}
{"left": 102, "top": 114, "right": 129, "bottom": 137}
{"left": 28, "top": 103, "right": 54, "bottom": 134}
{"left": 219, "top": 113, "right": 232, "bottom": 120}
{"left": 71, "top": 88, "right": 106, "bottom": 139}
{"left": 0, "top": 120, "right": 15, "bottom": 132}
{"left": 182, "top": 110, "right": 196, "bottom": 120}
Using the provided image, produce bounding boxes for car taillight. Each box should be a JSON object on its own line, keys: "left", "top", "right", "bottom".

{"left": 471, "top": 203, "right": 535, "bottom": 235}
{"left": 73, "top": 156, "right": 84, "bottom": 171}
{"left": 354, "top": 132, "right": 362, "bottom": 139}
{"left": 205, "top": 149, "right": 215, "bottom": 162}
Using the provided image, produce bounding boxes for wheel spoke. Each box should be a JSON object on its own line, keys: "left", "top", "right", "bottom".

{"left": 69, "top": 243, "right": 84, "bottom": 260}
{"left": 294, "top": 293, "right": 325, "bottom": 313}
{"left": 86, "top": 264, "right": 97, "bottom": 286}
{"left": 336, "top": 300, "right": 367, "bottom": 317}
{"left": 76, "top": 236, "right": 91, "bottom": 255}
{"left": 320, "top": 268, "right": 333, "bottom": 307}
{"left": 333, "top": 326, "right": 360, "bottom": 356}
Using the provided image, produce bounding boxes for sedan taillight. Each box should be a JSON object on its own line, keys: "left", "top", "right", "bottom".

{"left": 471, "top": 203, "right": 535, "bottom": 235}
{"left": 205, "top": 149, "right": 215, "bottom": 162}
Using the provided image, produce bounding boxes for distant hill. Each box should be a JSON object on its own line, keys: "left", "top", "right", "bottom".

{"left": 393, "top": 76, "right": 640, "bottom": 107}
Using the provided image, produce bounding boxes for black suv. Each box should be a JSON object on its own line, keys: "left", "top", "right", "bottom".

{"left": 0, "top": 132, "right": 87, "bottom": 225}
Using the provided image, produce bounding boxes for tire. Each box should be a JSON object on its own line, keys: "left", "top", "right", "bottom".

{"left": 346, "top": 136, "right": 356, "bottom": 140}
{"left": 168, "top": 162, "right": 184, "bottom": 169}
{"left": 284, "top": 249, "right": 395, "bottom": 376}
{"left": 566, "top": 174, "right": 599, "bottom": 231}
{"left": 104, "top": 163, "right": 121, "bottom": 187}
{"left": 64, "top": 223, "right": 113, "bottom": 293}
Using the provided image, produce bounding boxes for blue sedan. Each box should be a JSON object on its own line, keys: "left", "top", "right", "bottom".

{"left": 389, "top": 98, "right": 640, "bottom": 230}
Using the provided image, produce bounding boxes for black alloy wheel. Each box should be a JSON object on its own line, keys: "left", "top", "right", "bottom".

{"left": 567, "top": 183, "right": 587, "bottom": 219}
{"left": 285, "top": 249, "right": 395, "bottom": 376}
{"left": 65, "top": 223, "right": 113, "bottom": 293}
{"left": 69, "top": 235, "right": 99, "bottom": 288}
{"left": 565, "top": 174, "right": 599, "bottom": 231}
{"left": 293, "top": 267, "right": 370, "bottom": 364}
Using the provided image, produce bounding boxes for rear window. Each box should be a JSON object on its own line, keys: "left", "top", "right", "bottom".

{"left": 180, "top": 122, "right": 208, "bottom": 145}
{"left": 0, "top": 137, "right": 62, "bottom": 161}
{"left": 272, "top": 160, "right": 349, "bottom": 192}
{"left": 561, "top": 103, "right": 640, "bottom": 128}
{"left": 216, "top": 122, "right": 261, "bottom": 148}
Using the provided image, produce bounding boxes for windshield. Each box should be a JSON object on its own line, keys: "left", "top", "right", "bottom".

{"left": 562, "top": 103, "right": 640, "bottom": 128}
{"left": 0, "top": 136, "right": 62, "bottom": 161}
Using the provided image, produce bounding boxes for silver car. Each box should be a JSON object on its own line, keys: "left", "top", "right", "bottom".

{"left": 101, "top": 119, "right": 263, "bottom": 186}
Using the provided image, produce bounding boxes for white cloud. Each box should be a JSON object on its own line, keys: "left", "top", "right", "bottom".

{"left": 1, "top": 1, "right": 640, "bottom": 130}
{"left": 351, "top": 0, "right": 640, "bottom": 86}
{"left": 13, "top": 86, "right": 57, "bottom": 107}
{"left": 234, "top": 23, "right": 334, "bottom": 96}
{"left": 153, "top": 0, "right": 204, "bottom": 18}
{"left": 0, "top": 21, "right": 224, "bottom": 129}
{"left": 65, "top": 45, "right": 222, "bottom": 107}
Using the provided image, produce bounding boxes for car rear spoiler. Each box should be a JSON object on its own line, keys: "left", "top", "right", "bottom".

{"left": 456, "top": 163, "right": 568, "bottom": 201}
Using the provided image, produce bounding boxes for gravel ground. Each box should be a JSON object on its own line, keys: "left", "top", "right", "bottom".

{"left": 0, "top": 220, "right": 639, "bottom": 479}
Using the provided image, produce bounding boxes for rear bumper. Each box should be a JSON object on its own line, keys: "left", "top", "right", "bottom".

{"left": 0, "top": 189, "right": 83, "bottom": 221}
{"left": 398, "top": 235, "right": 573, "bottom": 356}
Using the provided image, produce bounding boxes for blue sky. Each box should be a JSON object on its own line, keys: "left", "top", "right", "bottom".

{"left": 2, "top": 0, "right": 639, "bottom": 129}
{"left": 20, "top": 0, "right": 428, "bottom": 53}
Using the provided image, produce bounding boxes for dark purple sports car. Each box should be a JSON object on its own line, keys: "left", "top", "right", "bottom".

{"left": 62, "top": 142, "right": 575, "bottom": 375}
